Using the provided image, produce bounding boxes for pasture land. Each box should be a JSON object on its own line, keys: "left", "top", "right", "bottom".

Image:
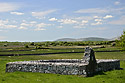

{"left": 0, "top": 52, "right": 125, "bottom": 83}
{"left": 0, "top": 41, "right": 125, "bottom": 83}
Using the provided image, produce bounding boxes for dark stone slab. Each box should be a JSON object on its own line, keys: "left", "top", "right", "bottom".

{"left": 83, "top": 47, "right": 97, "bottom": 76}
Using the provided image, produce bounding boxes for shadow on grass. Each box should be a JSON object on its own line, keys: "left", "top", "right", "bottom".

{"left": 118, "top": 68, "right": 123, "bottom": 70}
{"left": 91, "top": 68, "right": 124, "bottom": 77}
{"left": 94, "top": 71, "right": 106, "bottom": 76}
{"left": 86, "top": 71, "right": 106, "bottom": 77}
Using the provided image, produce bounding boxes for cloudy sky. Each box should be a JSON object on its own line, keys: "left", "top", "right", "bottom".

{"left": 0, "top": 0, "right": 125, "bottom": 41}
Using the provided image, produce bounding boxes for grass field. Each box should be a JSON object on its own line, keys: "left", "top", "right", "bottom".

{"left": 0, "top": 42, "right": 125, "bottom": 83}
{"left": 0, "top": 52, "right": 125, "bottom": 83}
{"left": 0, "top": 45, "right": 123, "bottom": 55}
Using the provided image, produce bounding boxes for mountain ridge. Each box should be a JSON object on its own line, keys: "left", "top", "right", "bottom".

{"left": 56, "top": 37, "right": 109, "bottom": 41}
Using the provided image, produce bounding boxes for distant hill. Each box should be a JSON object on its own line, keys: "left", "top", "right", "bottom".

{"left": 56, "top": 38, "right": 76, "bottom": 41}
{"left": 109, "top": 37, "right": 120, "bottom": 41}
{"left": 77, "top": 37, "right": 109, "bottom": 41}
{"left": 56, "top": 37, "right": 109, "bottom": 41}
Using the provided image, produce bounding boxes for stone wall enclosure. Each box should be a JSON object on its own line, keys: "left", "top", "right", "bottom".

{"left": 6, "top": 47, "right": 120, "bottom": 76}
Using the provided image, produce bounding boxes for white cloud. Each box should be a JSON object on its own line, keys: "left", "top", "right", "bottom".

{"left": 74, "top": 16, "right": 93, "bottom": 21}
{"left": 75, "top": 8, "right": 109, "bottom": 14}
{"left": 91, "top": 22, "right": 102, "bottom": 25}
{"left": 110, "top": 8, "right": 125, "bottom": 14}
{"left": 0, "top": 24, "right": 17, "bottom": 29}
{"left": 0, "top": 19, "right": 8, "bottom": 25}
{"left": 49, "top": 18, "right": 57, "bottom": 21}
{"left": 81, "top": 20, "right": 88, "bottom": 23}
{"left": 19, "top": 21, "right": 37, "bottom": 30}
{"left": 20, "top": 22, "right": 35, "bottom": 27}
{"left": 32, "top": 9, "right": 57, "bottom": 17}
{"left": 93, "top": 16, "right": 100, "bottom": 18}
{"left": 73, "top": 20, "right": 88, "bottom": 28}
{"left": 35, "top": 23, "right": 53, "bottom": 31}
{"left": 36, "top": 23, "right": 52, "bottom": 28}
{"left": 58, "top": 19, "right": 78, "bottom": 24}
{"left": 10, "top": 12, "right": 24, "bottom": 15}
{"left": 0, "top": 19, "right": 17, "bottom": 29}
{"left": 109, "top": 15, "right": 125, "bottom": 25}
{"left": 35, "top": 16, "right": 46, "bottom": 19}
{"left": 75, "top": 7, "right": 125, "bottom": 15}
{"left": 80, "top": 20, "right": 88, "bottom": 25}
{"left": 30, "top": 21, "right": 37, "bottom": 24}
{"left": 5, "top": 25, "right": 17, "bottom": 28}
{"left": 20, "top": 23, "right": 29, "bottom": 26}
{"left": 114, "top": 1, "right": 120, "bottom": 5}
{"left": 19, "top": 26, "right": 27, "bottom": 30}
{"left": 34, "top": 28, "right": 46, "bottom": 31}
{"left": 103, "top": 15, "right": 113, "bottom": 19}
{"left": 0, "top": 3, "right": 19, "bottom": 12}
{"left": 95, "top": 19, "right": 102, "bottom": 22}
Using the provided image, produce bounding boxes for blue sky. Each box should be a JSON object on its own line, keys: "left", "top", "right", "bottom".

{"left": 0, "top": 0, "right": 125, "bottom": 41}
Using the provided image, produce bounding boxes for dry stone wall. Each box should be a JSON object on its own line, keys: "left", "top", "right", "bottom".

{"left": 6, "top": 47, "right": 120, "bottom": 76}
{"left": 6, "top": 59, "right": 120, "bottom": 76}
{"left": 96, "top": 59, "right": 120, "bottom": 72}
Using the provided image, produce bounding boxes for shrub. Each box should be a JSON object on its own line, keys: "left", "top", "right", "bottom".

{"left": 116, "top": 31, "right": 125, "bottom": 49}
{"left": 3, "top": 44, "right": 8, "bottom": 47}
{"left": 35, "top": 46, "right": 43, "bottom": 49}
{"left": 30, "top": 42, "right": 35, "bottom": 45}
{"left": 111, "top": 42, "right": 116, "bottom": 46}
{"left": 25, "top": 45, "right": 29, "bottom": 48}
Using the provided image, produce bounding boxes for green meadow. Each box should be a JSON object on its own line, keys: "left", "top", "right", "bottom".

{"left": 0, "top": 41, "right": 125, "bottom": 83}
{"left": 0, "top": 52, "right": 125, "bottom": 83}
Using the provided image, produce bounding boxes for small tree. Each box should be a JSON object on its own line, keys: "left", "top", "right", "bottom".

{"left": 25, "top": 45, "right": 29, "bottom": 48}
{"left": 30, "top": 42, "right": 35, "bottom": 45}
{"left": 3, "top": 44, "right": 8, "bottom": 47}
{"left": 117, "top": 31, "right": 125, "bottom": 49}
